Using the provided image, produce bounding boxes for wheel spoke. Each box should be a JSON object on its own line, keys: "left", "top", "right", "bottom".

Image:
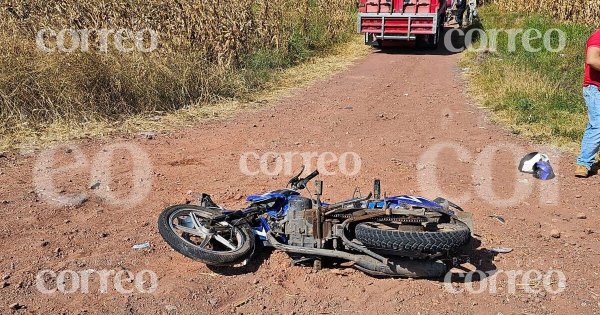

{"left": 198, "top": 234, "right": 212, "bottom": 248}
{"left": 169, "top": 209, "right": 240, "bottom": 252}
{"left": 189, "top": 212, "right": 206, "bottom": 231}
{"left": 188, "top": 211, "right": 214, "bottom": 234}
{"left": 173, "top": 224, "right": 207, "bottom": 237}
{"left": 213, "top": 234, "right": 237, "bottom": 250}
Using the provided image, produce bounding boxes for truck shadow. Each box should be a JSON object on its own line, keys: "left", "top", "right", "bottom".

{"left": 375, "top": 22, "right": 484, "bottom": 56}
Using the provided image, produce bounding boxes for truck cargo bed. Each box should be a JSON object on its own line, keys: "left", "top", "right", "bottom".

{"left": 358, "top": 0, "right": 447, "bottom": 46}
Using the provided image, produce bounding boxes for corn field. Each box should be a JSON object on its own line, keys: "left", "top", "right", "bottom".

{"left": 493, "top": 0, "right": 600, "bottom": 25}
{"left": 0, "top": 0, "right": 356, "bottom": 133}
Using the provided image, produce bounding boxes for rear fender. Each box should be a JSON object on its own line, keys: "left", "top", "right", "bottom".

{"left": 433, "top": 197, "right": 474, "bottom": 236}
{"left": 454, "top": 211, "right": 475, "bottom": 237}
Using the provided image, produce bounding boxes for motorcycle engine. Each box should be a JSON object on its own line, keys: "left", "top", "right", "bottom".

{"left": 284, "top": 197, "right": 316, "bottom": 248}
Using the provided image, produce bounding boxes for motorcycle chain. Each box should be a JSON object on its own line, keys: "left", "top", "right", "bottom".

{"left": 328, "top": 214, "right": 427, "bottom": 224}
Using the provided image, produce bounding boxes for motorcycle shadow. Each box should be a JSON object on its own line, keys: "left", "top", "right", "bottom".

{"left": 207, "top": 239, "right": 498, "bottom": 281}
{"left": 440, "top": 238, "right": 499, "bottom": 283}
{"left": 206, "top": 245, "right": 275, "bottom": 276}
{"left": 206, "top": 246, "right": 349, "bottom": 276}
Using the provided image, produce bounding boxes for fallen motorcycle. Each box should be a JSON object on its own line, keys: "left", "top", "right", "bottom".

{"left": 158, "top": 168, "right": 474, "bottom": 278}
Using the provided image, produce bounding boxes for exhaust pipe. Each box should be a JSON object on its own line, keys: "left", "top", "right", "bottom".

{"left": 267, "top": 233, "right": 447, "bottom": 278}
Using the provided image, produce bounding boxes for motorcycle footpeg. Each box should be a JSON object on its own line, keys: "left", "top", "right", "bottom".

{"left": 289, "top": 256, "right": 316, "bottom": 266}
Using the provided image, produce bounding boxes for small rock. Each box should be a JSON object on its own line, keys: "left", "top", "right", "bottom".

{"left": 331, "top": 269, "right": 351, "bottom": 276}
{"left": 9, "top": 303, "right": 24, "bottom": 310}
{"left": 575, "top": 195, "right": 582, "bottom": 198}
{"left": 132, "top": 242, "right": 150, "bottom": 250}
{"left": 2, "top": 274, "right": 9, "bottom": 281}
{"left": 252, "top": 279, "right": 259, "bottom": 285}
{"left": 208, "top": 298, "right": 218, "bottom": 306}
{"left": 1, "top": 281, "right": 8, "bottom": 288}
{"left": 100, "top": 232, "right": 109, "bottom": 238}
{"left": 584, "top": 228, "right": 594, "bottom": 235}
{"left": 65, "top": 148, "right": 73, "bottom": 154}
{"left": 550, "top": 229, "right": 561, "bottom": 238}
{"left": 0, "top": 152, "right": 6, "bottom": 158}
{"left": 54, "top": 248, "right": 61, "bottom": 254}
{"left": 576, "top": 213, "right": 587, "bottom": 219}
{"left": 90, "top": 181, "right": 101, "bottom": 190}
{"left": 475, "top": 148, "right": 482, "bottom": 153}
{"left": 139, "top": 132, "right": 156, "bottom": 140}
{"left": 73, "top": 196, "right": 89, "bottom": 207}
{"left": 40, "top": 240, "right": 49, "bottom": 247}
{"left": 165, "top": 305, "right": 177, "bottom": 312}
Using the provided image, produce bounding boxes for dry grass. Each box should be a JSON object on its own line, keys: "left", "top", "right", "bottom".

{"left": 462, "top": 5, "right": 594, "bottom": 152}
{"left": 494, "top": 0, "right": 600, "bottom": 25}
{"left": 3, "top": 37, "right": 369, "bottom": 151}
{"left": 0, "top": 0, "right": 358, "bottom": 150}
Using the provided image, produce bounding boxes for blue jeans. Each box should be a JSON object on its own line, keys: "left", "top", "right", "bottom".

{"left": 577, "top": 85, "right": 600, "bottom": 169}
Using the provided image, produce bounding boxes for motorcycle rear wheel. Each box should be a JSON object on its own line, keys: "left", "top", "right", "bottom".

{"left": 158, "top": 205, "right": 255, "bottom": 266}
{"left": 355, "top": 221, "right": 470, "bottom": 253}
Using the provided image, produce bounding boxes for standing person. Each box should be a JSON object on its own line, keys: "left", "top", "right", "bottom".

{"left": 455, "top": 0, "right": 467, "bottom": 27}
{"left": 576, "top": 29, "right": 600, "bottom": 177}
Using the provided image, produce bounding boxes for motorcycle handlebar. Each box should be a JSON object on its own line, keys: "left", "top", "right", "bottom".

{"left": 304, "top": 170, "right": 319, "bottom": 182}
{"left": 288, "top": 169, "right": 319, "bottom": 190}
{"left": 296, "top": 170, "right": 319, "bottom": 189}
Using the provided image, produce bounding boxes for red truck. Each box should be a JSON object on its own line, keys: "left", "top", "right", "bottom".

{"left": 357, "top": 0, "right": 450, "bottom": 49}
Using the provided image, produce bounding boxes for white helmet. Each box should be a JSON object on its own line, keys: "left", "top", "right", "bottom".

{"left": 518, "top": 152, "right": 550, "bottom": 173}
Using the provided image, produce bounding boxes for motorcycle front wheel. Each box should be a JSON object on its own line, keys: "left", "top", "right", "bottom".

{"left": 158, "top": 205, "right": 255, "bottom": 266}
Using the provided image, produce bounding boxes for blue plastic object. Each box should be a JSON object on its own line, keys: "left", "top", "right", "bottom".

{"left": 534, "top": 161, "right": 555, "bottom": 180}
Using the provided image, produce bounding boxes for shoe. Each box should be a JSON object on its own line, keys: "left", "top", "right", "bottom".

{"left": 575, "top": 165, "right": 590, "bottom": 178}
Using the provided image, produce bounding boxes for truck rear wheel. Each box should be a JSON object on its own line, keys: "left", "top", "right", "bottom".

{"left": 427, "top": 34, "right": 439, "bottom": 49}
{"left": 418, "top": 16, "right": 444, "bottom": 50}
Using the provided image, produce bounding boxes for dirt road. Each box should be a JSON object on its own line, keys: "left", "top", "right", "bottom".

{"left": 1, "top": 47, "right": 599, "bottom": 314}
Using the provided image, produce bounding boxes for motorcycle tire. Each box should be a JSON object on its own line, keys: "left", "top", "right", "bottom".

{"left": 354, "top": 221, "right": 470, "bottom": 253}
{"left": 158, "top": 205, "right": 255, "bottom": 266}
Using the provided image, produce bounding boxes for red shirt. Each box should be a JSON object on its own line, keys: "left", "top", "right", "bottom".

{"left": 585, "top": 29, "right": 600, "bottom": 87}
